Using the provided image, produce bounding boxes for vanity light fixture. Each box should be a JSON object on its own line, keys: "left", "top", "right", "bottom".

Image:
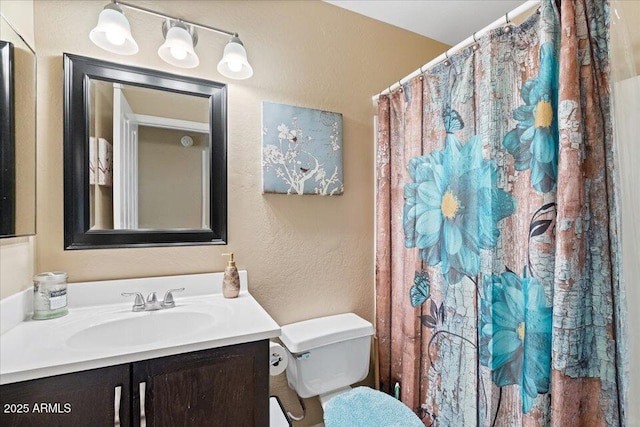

{"left": 89, "top": 3, "right": 139, "bottom": 55}
{"left": 217, "top": 34, "right": 253, "bottom": 80}
{"left": 89, "top": 0, "right": 253, "bottom": 79}
{"left": 158, "top": 21, "right": 199, "bottom": 68}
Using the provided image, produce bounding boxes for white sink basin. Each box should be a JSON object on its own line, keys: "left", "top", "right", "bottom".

{"left": 66, "top": 311, "right": 215, "bottom": 349}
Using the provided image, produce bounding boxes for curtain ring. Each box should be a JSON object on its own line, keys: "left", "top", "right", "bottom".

{"left": 504, "top": 12, "right": 513, "bottom": 34}
{"left": 444, "top": 49, "right": 451, "bottom": 66}
{"left": 419, "top": 65, "right": 425, "bottom": 80}
{"left": 472, "top": 32, "right": 478, "bottom": 43}
{"left": 398, "top": 80, "right": 403, "bottom": 92}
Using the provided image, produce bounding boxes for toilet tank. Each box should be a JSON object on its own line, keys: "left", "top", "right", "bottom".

{"left": 279, "top": 313, "right": 374, "bottom": 399}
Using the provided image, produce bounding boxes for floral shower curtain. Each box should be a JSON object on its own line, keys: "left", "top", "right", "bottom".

{"left": 375, "top": 0, "right": 625, "bottom": 425}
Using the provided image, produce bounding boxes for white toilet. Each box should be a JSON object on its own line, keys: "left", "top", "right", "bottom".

{"left": 279, "top": 313, "right": 423, "bottom": 426}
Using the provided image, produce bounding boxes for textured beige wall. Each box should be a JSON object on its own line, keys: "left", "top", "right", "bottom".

{"left": 31, "top": 1, "right": 447, "bottom": 425}
{"left": 0, "top": 0, "right": 34, "bottom": 47}
{"left": 0, "top": 0, "right": 36, "bottom": 299}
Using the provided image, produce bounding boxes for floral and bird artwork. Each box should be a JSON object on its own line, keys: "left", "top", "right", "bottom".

{"left": 262, "top": 101, "right": 343, "bottom": 195}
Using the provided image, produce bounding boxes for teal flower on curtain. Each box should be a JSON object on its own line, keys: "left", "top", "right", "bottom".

{"left": 479, "top": 270, "right": 552, "bottom": 413}
{"left": 503, "top": 42, "right": 559, "bottom": 193}
{"left": 403, "top": 116, "right": 516, "bottom": 285}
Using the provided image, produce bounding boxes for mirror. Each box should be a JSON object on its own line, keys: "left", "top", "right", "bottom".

{"left": 0, "top": 16, "right": 36, "bottom": 238}
{"left": 64, "top": 54, "right": 227, "bottom": 249}
{"left": 88, "top": 81, "right": 211, "bottom": 230}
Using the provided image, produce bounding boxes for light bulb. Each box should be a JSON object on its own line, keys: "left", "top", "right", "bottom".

{"left": 105, "top": 30, "right": 126, "bottom": 46}
{"left": 227, "top": 60, "right": 243, "bottom": 73}
{"left": 170, "top": 46, "right": 188, "bottom": 60}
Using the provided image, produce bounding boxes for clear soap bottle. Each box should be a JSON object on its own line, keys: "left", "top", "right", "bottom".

{"left": 222, "top": 253, "right": 240, "bottom": 298}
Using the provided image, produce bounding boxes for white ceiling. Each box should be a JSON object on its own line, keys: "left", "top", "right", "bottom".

{"left": 325, "top": 1, "right": 528, "bottom": 46}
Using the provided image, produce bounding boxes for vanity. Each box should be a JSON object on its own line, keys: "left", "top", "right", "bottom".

{"left": 0, "top": 271, "right": 280, "bottom": 426}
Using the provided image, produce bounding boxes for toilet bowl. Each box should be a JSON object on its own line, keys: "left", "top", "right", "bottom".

{"left": 279, "top": 313, "right": 422, "bottom": 426}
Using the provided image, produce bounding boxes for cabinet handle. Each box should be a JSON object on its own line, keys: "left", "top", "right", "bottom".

{"left": 114, "top": 385, "right": 122, "bottom": 426}
{"left": 139, "top": 381, "right": 146, "bottom": 425}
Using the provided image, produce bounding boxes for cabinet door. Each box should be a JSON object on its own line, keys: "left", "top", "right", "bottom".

{"left": 133, "top": 340, "right": 268, "bottom": 427}
{"left": 0, "top": 364, "right": 131, "bottom": 427}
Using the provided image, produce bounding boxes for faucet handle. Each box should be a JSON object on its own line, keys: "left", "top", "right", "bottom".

{"left": 122, "top": 292, "right": 145, "bottom": 312}
{"left": 161, "top": 288, "right": 185, "bottom": 308}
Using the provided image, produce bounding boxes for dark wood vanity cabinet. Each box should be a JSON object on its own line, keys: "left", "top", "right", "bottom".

{"left": 1, "top": 340, "right": 269, "bottom": 427}
{"left": 0, "top": 364, "right": 131, "bottom": 426}
{"left": 134, "top": 340, "right": 269, "bottom": 427}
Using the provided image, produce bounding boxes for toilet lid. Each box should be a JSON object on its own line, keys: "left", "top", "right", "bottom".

{"left": 323, "top": 387, "right": 423, "bottom": 427}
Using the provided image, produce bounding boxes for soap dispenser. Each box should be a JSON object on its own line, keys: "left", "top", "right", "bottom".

{"left": 222, "top": 253, "right": 240, "bottom": 298}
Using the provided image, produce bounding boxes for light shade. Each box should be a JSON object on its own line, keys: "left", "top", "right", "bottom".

{"left": 217, "top": 35, "right": 253, "bottom": 80}
{"left": 158, "top": 22, "right": 199, "bottom": 68}
{"left": 89, "top": 4, "right": 138, "bottom": 55}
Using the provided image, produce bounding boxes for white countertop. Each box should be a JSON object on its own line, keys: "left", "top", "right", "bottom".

{"left": 0, "top": 271, "right": 281, "bottom": 385}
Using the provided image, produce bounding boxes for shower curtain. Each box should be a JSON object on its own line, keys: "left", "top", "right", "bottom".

{"left": 375, "top": 0, "right": 625, "bottom": 425}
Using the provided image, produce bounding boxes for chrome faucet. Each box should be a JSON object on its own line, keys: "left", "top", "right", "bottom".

{"left": 122, "top": 288, "right": 185, "bottom": 312}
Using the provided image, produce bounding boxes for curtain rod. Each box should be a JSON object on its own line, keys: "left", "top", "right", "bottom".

{"left": 372, "top": 0, "right": 540, "bottom": 102}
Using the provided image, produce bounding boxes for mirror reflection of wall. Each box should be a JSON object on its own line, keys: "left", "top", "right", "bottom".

{"left": 0, "top": 15, "right": 36, "bottom": 238}
{"left": 88, "top": 79, "right": 211, "bottom": 231}
{"left": 138, "top": 128, "right": 208, "bottom": 229}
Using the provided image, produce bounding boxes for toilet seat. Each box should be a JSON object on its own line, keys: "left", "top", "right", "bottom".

{"left": 323, "top": 387, "right": 422, "bottom": 427}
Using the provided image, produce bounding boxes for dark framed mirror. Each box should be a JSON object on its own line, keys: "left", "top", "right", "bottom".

{"left": 64, "top": 54, "right": 227, "bottom": 249}
{"left": 0, "top": 16, "right": 37, "bottom": 238}
{"left": 0, "top": 41, "right": 14, "bottom": 236}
